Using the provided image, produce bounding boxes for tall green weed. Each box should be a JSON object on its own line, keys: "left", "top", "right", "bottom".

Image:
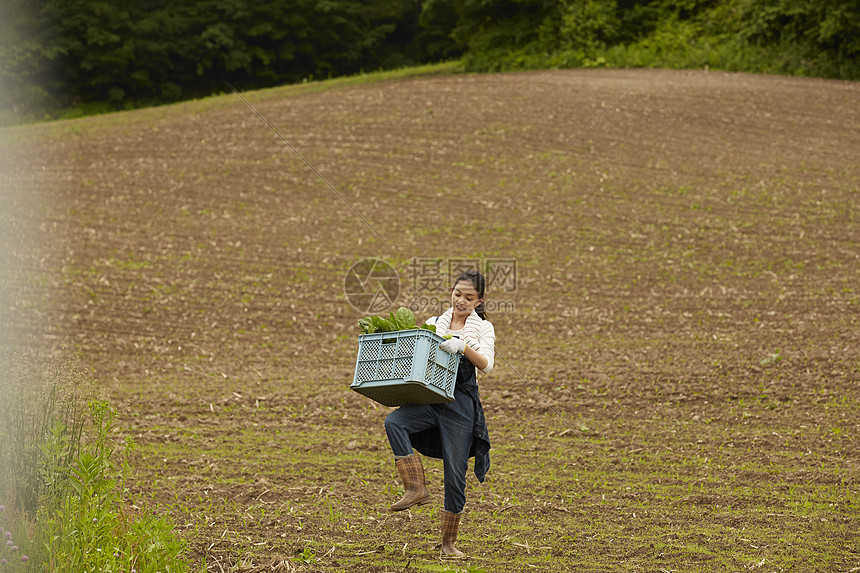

{"left": 0, "top": 353, "right": 189, "bottom": 572}
{"left": 37, "top": 400, "right": 188, "bottom": 572}
{"left": 0, "top": 353, "right": 87, "bottom": 514}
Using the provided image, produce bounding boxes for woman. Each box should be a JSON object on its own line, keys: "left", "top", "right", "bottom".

{"left": 383, "top": 269, "right": 496, "bottom": 558}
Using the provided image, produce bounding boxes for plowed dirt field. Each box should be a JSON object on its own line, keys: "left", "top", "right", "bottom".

{"left": 1, "top": 67, "right": 858, "bottom": 572}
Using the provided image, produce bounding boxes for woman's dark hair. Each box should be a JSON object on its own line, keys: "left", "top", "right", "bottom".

{"left": 452, "top": 269, "right": 488, "bottom": 320}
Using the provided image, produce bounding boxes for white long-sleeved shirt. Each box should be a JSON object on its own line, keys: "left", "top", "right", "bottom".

{"left": 427, "top": 315, "right": 496, "bottom": 374}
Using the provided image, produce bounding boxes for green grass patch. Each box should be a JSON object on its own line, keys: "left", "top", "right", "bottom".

{"left": 5, "top": 61, "right": 463, "bottom": 136}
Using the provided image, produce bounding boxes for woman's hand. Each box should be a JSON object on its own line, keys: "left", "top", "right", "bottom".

{"left": 440, "top": 338, "right": 466, "bottom": 354}
{"left": 441, "top": 337, "right": 489, "bottom": 371}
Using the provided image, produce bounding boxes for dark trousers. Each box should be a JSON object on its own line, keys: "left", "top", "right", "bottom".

{"left": 384, "top": 391, "right": 475, "bottom": 513}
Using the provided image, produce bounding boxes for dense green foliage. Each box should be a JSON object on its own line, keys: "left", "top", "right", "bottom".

{"left": 0, "top": 0, "right": 461, "bottom": 121}
{"left": 0, "top": 0, "right": 856, "bottom": 123}
{"left": 453, "top": 0, "right": 860, "bottom": 79}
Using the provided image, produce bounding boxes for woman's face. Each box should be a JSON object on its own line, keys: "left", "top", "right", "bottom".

{"left": 450, "top": 280, "right": 482, "bottom": 318}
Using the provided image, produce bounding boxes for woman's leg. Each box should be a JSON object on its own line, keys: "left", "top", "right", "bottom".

{"left": 438, "top": 394, "right": 475, "bottom": 558}
{"left": 384, "top": 403, "right": 440, "bottom": 456}
{"left": 439, "top": 396, "right": 475, "bottom": 513}
{"left": 384, "top": 404, "right": 440, "bottom": 511}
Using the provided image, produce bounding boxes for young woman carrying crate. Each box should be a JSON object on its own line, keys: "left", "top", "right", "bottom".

{"left": 383, "top": 269, "right": 496, "bottom": 558}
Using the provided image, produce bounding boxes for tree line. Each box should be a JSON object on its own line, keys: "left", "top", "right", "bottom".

{"left": 454, "top": 0, "right": 859, "bottom": 79}
{"left": 1, "top": 0, "right": 857, "bottom": 123}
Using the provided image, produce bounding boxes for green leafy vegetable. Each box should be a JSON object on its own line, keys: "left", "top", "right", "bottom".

{"left": 358, "top": 317, "right": 375, "bottom": 334}
{"left": 390, "top": 307, "right": 417, "bottom": 330}
{"left": 358, "top": 307, "right": 436, "bottom": 334}
{"left": 371, "top": 316, "right": 395, "bottom": 333}
{"left": 357, "top": 315, "right": 395, "bottom": 334}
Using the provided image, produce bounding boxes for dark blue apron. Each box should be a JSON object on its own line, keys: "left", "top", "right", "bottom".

{"left": 409, "top": 355, "right": 491, "bottom": 482}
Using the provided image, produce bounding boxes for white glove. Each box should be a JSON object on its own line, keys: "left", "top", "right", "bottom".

{"left": 440, "top": 337, "right": 466, "bottom": 354}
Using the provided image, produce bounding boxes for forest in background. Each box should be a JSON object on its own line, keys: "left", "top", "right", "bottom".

{"left": 1, "top": 0, "right": 858, "bottom": 124}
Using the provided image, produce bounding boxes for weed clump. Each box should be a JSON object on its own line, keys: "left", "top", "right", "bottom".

{"left": 0, "top": 352, "right": 189, "bottom": 571}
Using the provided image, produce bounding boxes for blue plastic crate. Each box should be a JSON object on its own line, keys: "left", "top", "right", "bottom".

{"left": 350, "top": 329, "right": 460, "bottom": 407}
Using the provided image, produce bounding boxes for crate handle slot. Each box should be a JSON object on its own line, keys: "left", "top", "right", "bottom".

{"left": 381, "top": 337, "right": 397, "bottom": 344}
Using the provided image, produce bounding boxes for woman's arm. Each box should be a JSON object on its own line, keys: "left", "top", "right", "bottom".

{"left": 463, "top": 343, "right": 489, "bottom": 372}
{"left": 468, "top": 320, "right": 495, "bottom": 374}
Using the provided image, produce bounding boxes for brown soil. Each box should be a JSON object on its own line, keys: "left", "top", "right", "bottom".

{"left": 1, "top": 68, "right": 858, "bottom": 572}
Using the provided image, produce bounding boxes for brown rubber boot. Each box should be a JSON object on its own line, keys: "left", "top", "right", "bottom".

{"left": 390, "top": 454, "right": 431, "bottom": 511}
{"left": 440, "top": 510, "right": 466, "bottom": 558}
